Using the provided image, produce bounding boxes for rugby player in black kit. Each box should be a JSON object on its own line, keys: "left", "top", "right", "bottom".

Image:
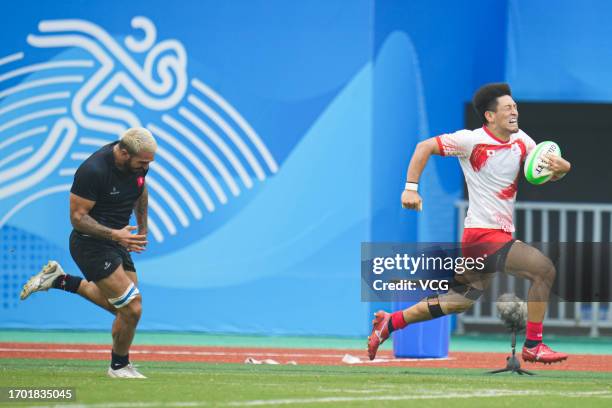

{"left": 21, "top": 127, "right": 156, "bottom": 379}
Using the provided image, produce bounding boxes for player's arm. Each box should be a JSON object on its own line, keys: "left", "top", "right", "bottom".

{"left": 401, "top": 137, "right": 442, "bottom": 211}
{"left": 70, "top": 193, "right": 113, "bottom": 239}
{"left": 70, "top": 193, "right": 147, "bottom": 251}
{"left": 133, "top": 184, "right": 148, "bottom": 236}
{"left": 544, "top": 154, "right": 571, "bottom": 181}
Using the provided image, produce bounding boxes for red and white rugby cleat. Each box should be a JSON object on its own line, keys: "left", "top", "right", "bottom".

{"left": 522, "top": 343, "right": 568, "bottom": 364}
{"left": 367, "top": 311, "right": 391, "bottom": 360}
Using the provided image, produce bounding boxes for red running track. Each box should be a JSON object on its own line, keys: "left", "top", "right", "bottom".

{"left": 1, "top": 342, "right": 610, "bottom": 372}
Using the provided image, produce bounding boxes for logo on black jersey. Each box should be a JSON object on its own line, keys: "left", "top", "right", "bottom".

{"left": 110, "top": 186, "right": 120, "bottom": 196}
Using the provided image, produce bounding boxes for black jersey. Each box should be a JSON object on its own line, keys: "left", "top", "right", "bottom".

{"left": 70, "top": 142, "right": 147, "bottom": 230}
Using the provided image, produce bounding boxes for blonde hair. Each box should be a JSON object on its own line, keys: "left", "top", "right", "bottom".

{"left": 119, "top": 127, "right": 157, "bottom": 155}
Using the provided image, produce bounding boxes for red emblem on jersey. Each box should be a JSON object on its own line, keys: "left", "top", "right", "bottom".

{"left": 469, "top": 140, "right": 527, "bottom": 172}
{"left": 497, "top": 175, "right": 519, "bottom": 200}
{"left": 137, "top": 176, "right": 144, "bottom": 188}
{"left": 470, "top": 144, "right": 508, "bottom": 171}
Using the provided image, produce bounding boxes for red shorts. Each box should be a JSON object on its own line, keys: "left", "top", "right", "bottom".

{"left": 462, "top": 228, "right": 514, "bottom": 260}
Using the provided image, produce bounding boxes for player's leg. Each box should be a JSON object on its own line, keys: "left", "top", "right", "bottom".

{"left": 20, "top": 260, "right": 116, "bottom": 313}
{"left": 503, "top": 241, "right": 568, "bottom": 363}
{"left": 367, "top": 270, "right": 489, "bottom": 360}
{"left": 19, "top": 260, "right": 135, "bottom": 314}
{"left": 68, "top": 233, "right": 145, "bottom": 377}
{"left": 95, "top": 266, "right": 141, "bottom": 356}
{"left": 392, "top": 273, "right": 487, "bottom": 324}
{"left": 94, "top": 263, "right": 145, "bottom": 378}
{"left": 60, "top": 231, "right": 138, "bottom": 314}
{"left": 73, "top": 266, "right": 138, "bottom": 314}
{"left": 20, "top": 232, "right": 136, "bottom": 314}
{"left": 125, "top": 271, "right": 138, "bottom": 285}
{"left": 75, "top": 279, "right": 117, "bottom": 314}
{"left": 504, "top": 241, "right": 554, "bottom": 321}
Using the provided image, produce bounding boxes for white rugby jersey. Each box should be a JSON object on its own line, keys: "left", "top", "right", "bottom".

{"left": 436, "top": 126, "right": 536, "bottom": 232}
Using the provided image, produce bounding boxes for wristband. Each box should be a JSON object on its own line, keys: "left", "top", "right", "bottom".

{"left": 405, "top": 182, "right": 419, "bottom": 191}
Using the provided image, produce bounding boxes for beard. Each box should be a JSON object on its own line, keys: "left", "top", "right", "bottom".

{"left": 124, "top": 161, "right": 144, "bottom": 174}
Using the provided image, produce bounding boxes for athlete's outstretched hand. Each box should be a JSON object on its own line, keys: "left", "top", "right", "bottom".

{"left": 112, "top": 225, "right": 148, "bottom": 252}
{"left": 401, "top": 190, "right": 423, "bottom": 211}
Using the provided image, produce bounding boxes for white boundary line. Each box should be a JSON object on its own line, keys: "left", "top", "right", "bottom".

{"left": 25, "top": 390, "right": 612, "bottom": 408}
{"left": 0, "top": 346, "right": 445, "bottom": 362}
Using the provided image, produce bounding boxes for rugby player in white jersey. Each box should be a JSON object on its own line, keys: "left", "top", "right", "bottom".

{"left": 368, "top": 83, "right": 571, "bottom": 364}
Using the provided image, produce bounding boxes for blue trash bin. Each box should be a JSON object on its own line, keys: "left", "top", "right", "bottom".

{"left": 391, "top": 301, "right": 450, "bottom": 358}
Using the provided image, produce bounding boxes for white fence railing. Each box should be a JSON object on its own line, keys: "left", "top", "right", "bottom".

{"left": 455, "top": 201, "right": 612, "bottom": 337}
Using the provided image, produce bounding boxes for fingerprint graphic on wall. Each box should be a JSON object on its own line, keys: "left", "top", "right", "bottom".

{"left": 0, "top": 16, "right": 278, "bottom": 243}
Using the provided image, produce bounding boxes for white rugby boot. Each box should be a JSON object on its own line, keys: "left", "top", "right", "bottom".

{"left": 20, "top": 261, "right": 65, "bottom": 300}
{"left": 107, "top": 364, "right": 147, "bottom": 379}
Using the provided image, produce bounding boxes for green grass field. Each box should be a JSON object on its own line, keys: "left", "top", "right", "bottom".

{"left": 2, "top": 358, "right": 612, "bottom": 407}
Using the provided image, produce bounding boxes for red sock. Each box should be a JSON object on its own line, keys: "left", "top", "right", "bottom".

{"left": 391, "top": 311, "right": 408, "bottom": 331}
{"left": 526, "top": 321, "right": 543, "bottom": 342}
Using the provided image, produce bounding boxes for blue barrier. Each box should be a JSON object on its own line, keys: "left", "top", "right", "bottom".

{"left": 391, "top": 304, "right": 450, "bottom": 358}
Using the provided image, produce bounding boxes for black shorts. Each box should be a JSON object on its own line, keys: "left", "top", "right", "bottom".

{"left": 69, "top": 230, "right": 136, "bottom": 282}
{"left": 481, "top": 239, "right": 517, "bottom": 274}
{"left": 448, "top": 239, "right": 517, "bottom": 299}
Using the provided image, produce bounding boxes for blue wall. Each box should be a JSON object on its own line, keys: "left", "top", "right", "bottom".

{"left": 506, "top": 0, "right": 612, "bottom": 102}
{"left": 1, "top": 0, "right": 606, "bottom": 335}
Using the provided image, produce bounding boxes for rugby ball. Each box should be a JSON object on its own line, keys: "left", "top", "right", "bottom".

{"left": 524, "top": 141, "right": 562, "bottom": 185}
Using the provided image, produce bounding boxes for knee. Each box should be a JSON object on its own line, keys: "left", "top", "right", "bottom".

{"left": 119, "top": 296, "right": 142, "bottom": 324}
{"left": 535, "top": 259, "right": 556, "bottom": 284}
{"left": 439, "top": 284, "right": 482, "bottom": 315}
{"left": 430, "top": 292, "right": 475, "bottom": 316}
{"left": 128, "top": 296, "right": 142, "bottom": 322}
